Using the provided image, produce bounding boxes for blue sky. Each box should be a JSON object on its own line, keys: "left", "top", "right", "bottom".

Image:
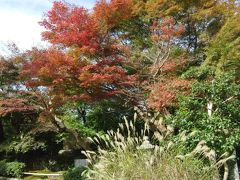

{"left": 0, "top": 0, "right": 96, "bottom": 55}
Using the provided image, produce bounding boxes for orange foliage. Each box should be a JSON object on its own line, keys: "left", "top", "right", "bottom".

{"left": 22, "top": 48, "right": 85, "bottom": 88}
{"left": 93, "top": 0, "right": 134, "bottom": 32}
{"left": 21, "top": 48, "right": 137, "bottom": 103}
{"left": 40, "top": 1, "right": 134, "bottom": 56}
{"left": 147, "top": 77, "right": 190, "bottom": 109}
{"left": 146, "top": 57, "right": 190, "bottom": 110}
{"left": 160, "top": 58, "right": 187, "bottom": 74}
{"left": 151, "top": 17, "right": 184, "bottom": 43}
{"left": 40, "top": 1, "right": 99, "bottom": 55}
{"left": 0, "top": 93, "right": 38, "bottom": 117}
{"left": 35, "top": 1, "right": 138, "bottom": 105}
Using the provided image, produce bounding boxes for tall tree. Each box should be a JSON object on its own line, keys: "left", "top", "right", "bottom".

{"left": 133, "top": 0, "right": 238, "bottom": 53}
{"left": 203, "top": 13, "right": 240, "bottom": 79}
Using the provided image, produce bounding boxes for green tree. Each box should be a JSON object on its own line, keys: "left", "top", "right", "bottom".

{"left": 203, "top": 14, "right": 240, "bottom": 79}
{"left": 133, "top": 0, "right": 238, "bottom": 53}
{"left": 168, "top": 74, "right": 240, "bottom": 155}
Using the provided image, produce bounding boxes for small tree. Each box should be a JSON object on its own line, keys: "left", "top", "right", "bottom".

{"left": 168, "top": 73, "right": 240, "bottom": 155}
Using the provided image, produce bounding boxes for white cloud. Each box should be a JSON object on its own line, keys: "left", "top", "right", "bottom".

{"left": 0, "top": 0, "right": 96, "bottom": 56}
{"left": 71, "top": 0, "right": 96, "bottom": 9}
{"left": 0, "top": 0, "right": 51, "bottom": 14}
{"left": 0, "top": 10, "right": 46, "bottom": 55}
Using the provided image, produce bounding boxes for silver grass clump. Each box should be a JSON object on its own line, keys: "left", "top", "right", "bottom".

{"left": 82, "top": 110, "right": 235, "bottom": 179}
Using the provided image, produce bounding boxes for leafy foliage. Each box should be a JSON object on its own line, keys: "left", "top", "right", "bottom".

{"left": 40, "top": 1, "right": 99, "bottom": 55}
{"left": 22, "top": 49, "right": 137, "bottom": 106}
{"left": 64, "top": 167, "right": 87, "bottom": 180}
{"left": 0, "top": 1, "right": 240, "bottom": 178}
{"left": 168, "top": 74, "right": 240, "bottom": 154}
{"left": 62, "top": 111, "right": 97, "bottom": 138}
{"left": 0, "top": 160, "right": 25, "bottom": 178}
{"left": 203, "top": 13, "right": 240, "bottom": 79}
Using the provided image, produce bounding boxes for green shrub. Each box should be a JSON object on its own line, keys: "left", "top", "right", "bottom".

{"left": 168, "top": 73, "right": 240, "bottom": 154}
{"left": 0, "top": 160, "right": 7, "bottom": 176}
{"left": 0, "top": 160, "right": 25, "bottom": 178}
{"left": 63, "top": 167, "right": 87, "bottom": 180}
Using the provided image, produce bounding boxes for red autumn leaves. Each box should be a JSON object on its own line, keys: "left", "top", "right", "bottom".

{"left": 40, "top": 1, "right": 134, "bottom": 56}
{"left": 151, "top": 17, "right": 185, "bottom": 43}
{"left": 21, "top": 0, "right": 138, "bottom": 104}
{"left": 1, "top": 0, "right": 189, "bottom": 113}
{"left": 40, "top": 2, "right": 99, "bottom": 55}
{"left": 21, "top": 48, "right": 136, "bottom": 103}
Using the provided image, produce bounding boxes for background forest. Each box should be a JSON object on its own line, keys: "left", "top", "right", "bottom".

{"left": 0, "top": 0, "right": 240, "bottom": 179}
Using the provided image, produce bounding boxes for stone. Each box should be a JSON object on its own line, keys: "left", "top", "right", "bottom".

{"left": 74, "top": 159, "right": 89, "bottom": 168}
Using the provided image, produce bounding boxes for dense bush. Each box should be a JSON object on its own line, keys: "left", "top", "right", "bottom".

{"left": 0, "top": 160, "right": 25, "bottom": 178}
{"left": 168, "top": 74, "right": 240, "bottom": 154}
{"left": 63, "top": 167, "right": 87, "bottom": 180}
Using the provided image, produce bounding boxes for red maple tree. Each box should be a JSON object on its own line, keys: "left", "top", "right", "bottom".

{"left": 21, "top": 48, "right": 137, "bottom": 104}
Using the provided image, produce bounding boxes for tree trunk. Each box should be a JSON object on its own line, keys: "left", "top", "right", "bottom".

{"left": 223, "top": 162, "right": 229, "bottom": 180}
{"left": 233, "top": 156, "right": 240, "bottom": 180}
{"left": 77, "top": 107, "right": 87, "bottom": 124}
{"left": 229, "top": 150, "right": 239, "bottom": 180}
{"left": 223, "top": 151, "right": 239, "bottom": 180}
{"left": 0, "top": 120, "right": 4, "bottom": 142}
